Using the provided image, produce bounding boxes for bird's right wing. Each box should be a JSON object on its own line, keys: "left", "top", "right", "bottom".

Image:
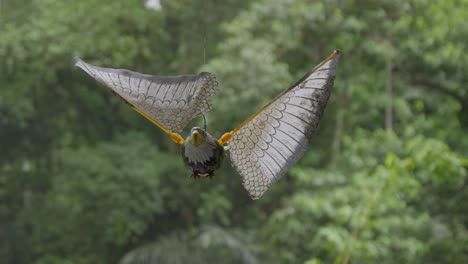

{"left": 218, "top": 50, "right": 341, "bottom": 199}
{"left": 73, "top": 57, "right": 218, "bottom": 144}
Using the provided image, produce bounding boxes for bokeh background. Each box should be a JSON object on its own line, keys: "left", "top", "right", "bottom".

{"left": 1, "top": 0, "right": 467, "bottom": 263}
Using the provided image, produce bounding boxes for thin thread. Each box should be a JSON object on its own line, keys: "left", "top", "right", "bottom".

{"left": 201, "top": 0, "right": 207, "bottom": 131}
{"left": 202, "top": 114, "right": 207, "bottom": 131}
{"left": 203, "top": 35, "right": 206, "bottom": 65}
{"left": 202, "top": 0, "right": 207, "bottom": 65}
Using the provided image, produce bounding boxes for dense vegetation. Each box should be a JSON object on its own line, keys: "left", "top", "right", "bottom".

{"left": 1, "top": 0, "right": 467, "bottom": 263}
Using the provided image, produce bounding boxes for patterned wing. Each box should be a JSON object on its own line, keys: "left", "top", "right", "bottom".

{"left": 73, "top": 57, "right": 218, "bottom": 133}
{"left": 224, "top": 50, "right": 340, "bottom": 199}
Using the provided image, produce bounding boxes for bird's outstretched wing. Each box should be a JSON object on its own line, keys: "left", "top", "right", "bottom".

{"left": 73, "top": 57, "right": 218, "bottom": 144}
{"left": 218, "top": 50, "right": 341, "bottom": 199}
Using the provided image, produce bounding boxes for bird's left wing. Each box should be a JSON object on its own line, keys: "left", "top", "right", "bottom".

{"left": 73, "top": 57, "right": 218, "bottom": 144}
{"left": 218, "top": 50, "right": 341, "bottom": 199}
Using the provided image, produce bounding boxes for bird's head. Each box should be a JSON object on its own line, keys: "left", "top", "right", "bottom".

{"left": 187, "top": 127, "right": 207, "bottom": 146}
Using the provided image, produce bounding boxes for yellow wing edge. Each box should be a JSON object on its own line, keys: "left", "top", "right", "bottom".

{"left": 112, "top": 93, "right": 185, "bottom": 145}
{"left": 217, "top": 49, "right": 341, "bottom": 145}
{"left": 73, "top": 57, "right": 184, "bottom": 145}
{"left": 131, "top": 107, "right": 185, "bottom": 145}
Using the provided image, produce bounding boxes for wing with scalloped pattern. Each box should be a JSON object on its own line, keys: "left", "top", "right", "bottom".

{"left": 73, "top": 57, "right": 217, "bottom": 137}
{"left": 221, "top": 50, "right": 340, "bottom": 199}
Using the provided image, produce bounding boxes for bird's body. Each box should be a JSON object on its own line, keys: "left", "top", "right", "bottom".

{"left": 73, "top": 49, "right": 341, "bottom": 199}
{"left": 182, "top": 127, "right": 224, "bottom": 178}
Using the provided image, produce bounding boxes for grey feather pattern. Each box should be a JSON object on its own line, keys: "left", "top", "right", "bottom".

{"left": 228, "top": 51, "right": 341, "bottom": 199}
{"left": 73, "top": 57, "right": 218, "bottom": 132}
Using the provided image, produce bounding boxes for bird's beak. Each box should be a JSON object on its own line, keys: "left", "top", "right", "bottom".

{"left": 188, "top": 130, "right": 205, "bottom": 146}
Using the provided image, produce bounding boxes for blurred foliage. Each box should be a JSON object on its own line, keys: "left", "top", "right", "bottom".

{"left": 0, "top": 0, "right": 467, "bottom": 263}
{"left": 120, "top": 226, "right": 258, "bottom": 264}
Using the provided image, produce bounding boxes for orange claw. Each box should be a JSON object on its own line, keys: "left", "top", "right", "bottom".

{"left": 217, "top": 131, "right": 233, "bottom": 145}
{"left": 170, "top": 133, "right": 185, "bottom": 145}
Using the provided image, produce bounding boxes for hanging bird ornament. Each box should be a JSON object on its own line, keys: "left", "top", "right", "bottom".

{"left": 73, "top": 50, "right": 340, "bottom": 199}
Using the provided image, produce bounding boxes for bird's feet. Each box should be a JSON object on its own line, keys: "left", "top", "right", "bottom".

{"left": 190, "top": 172, "right": 215, "bottom": 180}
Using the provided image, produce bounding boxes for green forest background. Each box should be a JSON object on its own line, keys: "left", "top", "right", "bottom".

{"left": 1, "top": 0, "right": 467, "bottom": 263}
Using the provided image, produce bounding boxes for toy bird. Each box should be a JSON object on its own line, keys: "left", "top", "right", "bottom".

{"left": 73, "top": 50, "right": 340, "bottom": 199}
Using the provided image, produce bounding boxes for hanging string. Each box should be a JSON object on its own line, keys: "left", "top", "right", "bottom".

{"left": 201, "top": 0, "right": 208, "bottom": 131}
{"left": 202, "top": 0, "right": 207, "bottom": 66}
{"left": 202, "top": 114, "right": 207, "bottom": 131}
{"left": 203, "top": 33, "right": 206, "bottom": 65}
